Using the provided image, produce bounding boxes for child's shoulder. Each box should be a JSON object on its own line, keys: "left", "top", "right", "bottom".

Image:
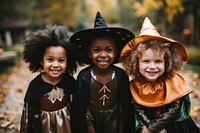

{"left": 75, "top": 66, "right": 91, "bottom": 84}
{"left": 29, "top": 74, "right": 42, "bottom": 85}
{"left": 63, "top": 73, "right": 75, "bottom": 81}
{"left": 77, "top": 66, "right": 92, "bottom": 77}
{"left": 113, "top": 64, "right": 124, "bottom": 71}
{"left": 113, "top": 65, "right": 127, "bottom": 75}
{"left": 24, "top": 74, "right": 43, "bottom": 102}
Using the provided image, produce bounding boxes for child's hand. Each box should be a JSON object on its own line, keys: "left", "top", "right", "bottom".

{"left": 158, "top": 129, "right": 167, "bottom": 133}
{"left": 87, "top": 124, "right": 96, "bottom": 133}
{"left": 141, "top": 125, "right": 150, "bottom": 133}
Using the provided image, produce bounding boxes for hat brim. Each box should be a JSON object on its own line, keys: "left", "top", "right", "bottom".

{"left": 132, "top": 35, "right": 187, "bottom": 61}
{"left": 70, "top": 27, "right": 134, "bottom": 64}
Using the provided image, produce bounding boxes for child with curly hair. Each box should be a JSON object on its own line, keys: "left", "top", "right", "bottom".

{"left": 120, "top": 17, "right": 200, "bottom": 133}
{"left": 20, "top": 25, "right": 77, "bottom": 133}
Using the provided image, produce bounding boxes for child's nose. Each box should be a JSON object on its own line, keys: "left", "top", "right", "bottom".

{"left": 149, "top": 62, "right": 156, "bottom": 68}
{"left": 52, "top": 61, "right": 59, "bottom": 66}
{"left": 100, "top": 51, "right": 107, "bottom": 57}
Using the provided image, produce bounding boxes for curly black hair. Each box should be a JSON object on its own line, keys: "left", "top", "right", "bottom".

{"left": 23, "top": 25, "right": 78, "bottom": 75}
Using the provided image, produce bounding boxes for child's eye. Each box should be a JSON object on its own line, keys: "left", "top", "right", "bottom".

{"left": 156, "top": 60, "right": 163, "bottom": 63}
{"left": 142, "top": 60, "right": 149, "bottom": 63}
{"left": 59, "top": 59, "right": 66, "bottom": 63}
{"left": 47, "top": 58, "right": 53, "bottom": 62}
{"left": 93, "top": 48, "right": 100, "bottom": 53}
{"left": 106, "top": 48, "right": 113, "bottom": 53}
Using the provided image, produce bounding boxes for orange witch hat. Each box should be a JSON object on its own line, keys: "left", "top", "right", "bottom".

{"left": 120, "top": 17, "right": 187, "bottom": 61}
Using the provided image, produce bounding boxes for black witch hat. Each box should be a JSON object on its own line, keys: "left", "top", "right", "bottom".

{"left": 70, "top": 11, "right": 135, "bottom": 64}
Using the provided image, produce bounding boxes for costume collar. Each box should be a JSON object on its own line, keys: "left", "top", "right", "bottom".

{"left": 130, "top": 74, "right": 191, "bottom": 107}
{"left": 24, "top": 73, "right": 74, "bottom": 102}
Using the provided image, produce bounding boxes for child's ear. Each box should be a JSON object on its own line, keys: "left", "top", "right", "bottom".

{"left": 88, "top": 50, "right": 91, "bottom": 58}
{"left": 40, "top": 59, "right": 43, "bottom": 66}
{"left": 115, "top": 51, "right": 118, "bottom": 57}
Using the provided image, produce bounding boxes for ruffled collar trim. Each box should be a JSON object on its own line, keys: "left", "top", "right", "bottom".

{"left": 130, "top": 74, "right": 191, "bottom": 107}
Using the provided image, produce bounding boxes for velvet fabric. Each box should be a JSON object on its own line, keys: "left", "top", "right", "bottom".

{"left": 71, "top": 65, "right": 135, "bottom": 133}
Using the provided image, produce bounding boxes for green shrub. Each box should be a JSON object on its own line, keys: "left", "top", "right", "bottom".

{"left": 186, "top": 47, "right": 200, "bottom": 65}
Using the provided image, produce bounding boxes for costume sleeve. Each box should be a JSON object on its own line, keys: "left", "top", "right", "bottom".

{"left": 147, "top": 99, "right": 182, "bottom": 133}
{"left": 134, "top": 103, "right": 151, "bottom": 124}
{"left": 20, "top": 102, "right": 42, "bottom": 133}
{"left": 71, "top": 69, "right": 91, "bottom": 133}
{"left": 85, "top": 108, "right": 94, "bottom": 125}
{"left": 118, "top": 68, "right": 135, "bottom": 133}
{"left": 20, "top": 102, "right": 28, "bottom": 133}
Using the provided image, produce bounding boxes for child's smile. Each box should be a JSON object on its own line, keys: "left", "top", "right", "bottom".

{"left": 89, "top": 38, "right": 117, "bottom": 70}
{"left": 50, "top": 69, "right": 61, "bottom": 74}
{"left": 41, "top": 46, "right": 67, "bottom": 84}
{"left": 146, "top": 71, "right": 159, "bottom": 75}
{"left": 139, "top": 48, "right": 165, "bottom": 82}
{"left": 98, "top": 59, "right": 109, "bottom": 65}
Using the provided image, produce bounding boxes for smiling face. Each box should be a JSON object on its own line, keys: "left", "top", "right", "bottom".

{"left": 139, "top": 48, "right": 165, "bottom": 82}
{"left": 41, "top": 46, "right": 67, "bottom": 83}
{"left": 88, "top": 38, "right": 117, "bottom": 71}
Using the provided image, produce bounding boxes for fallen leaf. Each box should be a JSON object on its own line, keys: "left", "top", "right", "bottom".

{"left": 0, "top": 121, "right": 12, "bottom": 128}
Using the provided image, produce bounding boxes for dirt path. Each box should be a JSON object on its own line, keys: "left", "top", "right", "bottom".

{"left": 0, "top": 61, "right": 199, "bottom": 132}
{"left": 181, "top": 71, "right": 200, "bottom": 127}
{"left": 0, "top": 61, "right": 37, "bottom": 132}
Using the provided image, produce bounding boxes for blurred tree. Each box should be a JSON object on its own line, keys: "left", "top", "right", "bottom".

{"left": 132, "top": 0, "right": 185, "bottom": 35}
{"left": 0, "top": 0, "right": 120, "bottom": 31}
{"left": 82, "top": 0, "right": 118, "bottom": 27}
{"left": 187, "top": 0, "right": 200, "bottom": 45}
{"left": 98, "top": 0, "right": 118, "bottom": 23}
{"left": 31, "top": 0, "right": 81, "bottom": 29}
{"left": 0, "top": 0, "right": 31, "bottom": 25}
{"left": 32, "top": 0, "right": 117, "bottom": 30}
{"left": 118, "top": 0, "right": 139, "bottom": 31}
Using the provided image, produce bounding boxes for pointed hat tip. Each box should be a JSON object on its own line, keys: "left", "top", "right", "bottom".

{"left": 139, "top": 16, "right": 160, "bottom": 36}
{"left": 95, "top": 11, "right": 103, "bottom": 20}
{"left": 144, "top": 17, "right": 150, "bottom": 21}
{"left": 143, "top": 17, "right": 154, "bottom": 28}
{"left": 94, "top": 11, "right": 107, "bottom": 28}
{"left": 96, "top": 11, "right": 101, "bottom": 17}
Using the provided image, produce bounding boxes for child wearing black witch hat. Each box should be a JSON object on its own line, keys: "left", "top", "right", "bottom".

{"left": 70, "top": 12, "right": 135, "bottom": 133}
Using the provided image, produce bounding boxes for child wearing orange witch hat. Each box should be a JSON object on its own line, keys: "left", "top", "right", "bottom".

{"left": 120, "top": 17, "right": 200, "bottom": 133}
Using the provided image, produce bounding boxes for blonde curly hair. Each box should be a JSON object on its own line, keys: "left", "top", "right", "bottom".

{"left": 122, "top": 40, "right": 186, "bottom": 82}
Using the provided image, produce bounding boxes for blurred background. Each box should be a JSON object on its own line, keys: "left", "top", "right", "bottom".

{"left": 0, "top": 0, "right": 200, "bottom": 66}
{"left": 0, "top": 0, "right": 199, "bottom": 132}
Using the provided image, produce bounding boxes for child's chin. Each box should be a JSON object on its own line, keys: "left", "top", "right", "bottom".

{"left": 145, "top": 78, "right": 157, "bottom": 82}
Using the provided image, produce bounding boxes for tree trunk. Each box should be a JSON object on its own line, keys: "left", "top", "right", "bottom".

{"left": 193, "top": 5, "right": 200, "bottom": 46}
{"left": 160, "top": 0, "right": 167, "bottom": 36}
